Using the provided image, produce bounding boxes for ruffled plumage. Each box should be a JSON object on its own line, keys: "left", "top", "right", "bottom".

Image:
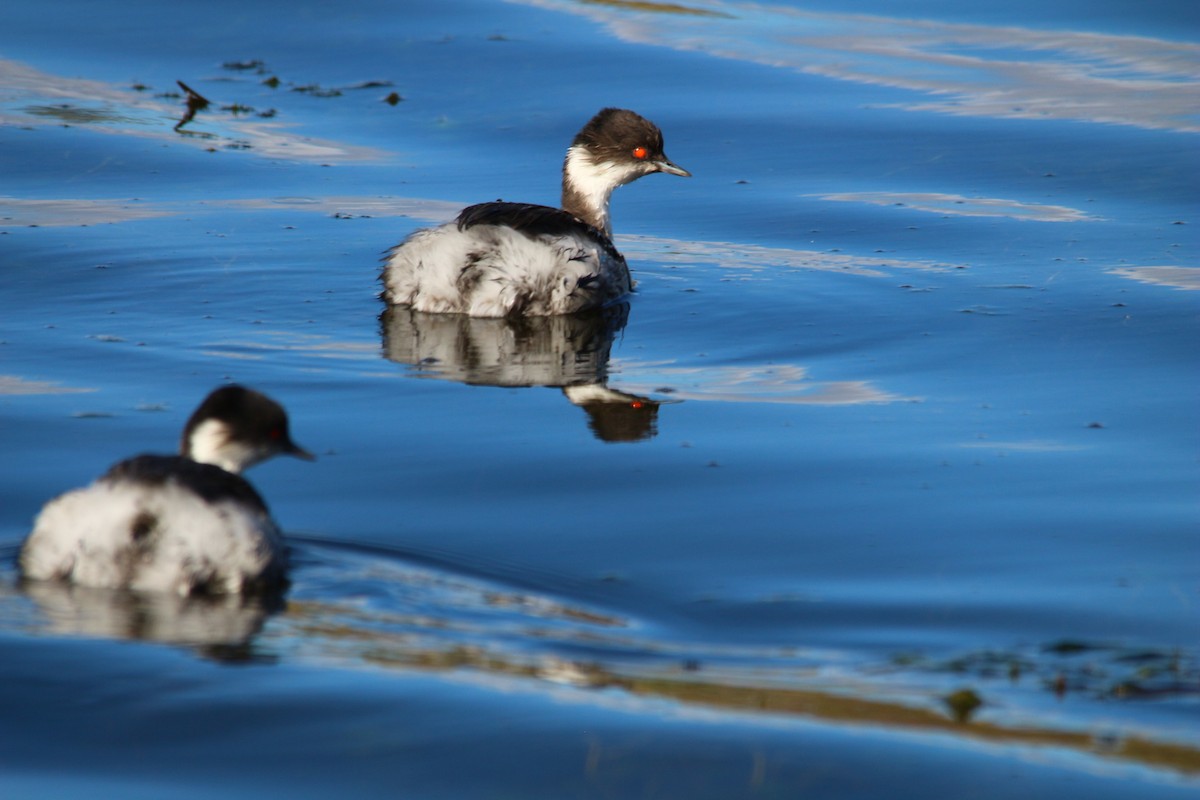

{"left": 18, "top": 386, "right": 312, "bottom": 596}
{"left": 382, "top": 108, "right": 689, "bottom": 318}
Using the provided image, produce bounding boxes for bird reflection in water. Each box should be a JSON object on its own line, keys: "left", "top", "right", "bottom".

{"left": 379, "top": 303, "right": 665, "bottom": 443}
{"left": 18, "top": 578, "right": 281, "bottom": 662}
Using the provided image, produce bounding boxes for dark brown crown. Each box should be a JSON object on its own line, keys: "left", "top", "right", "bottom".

{"left": 572, "top": 108, "right": 668, "bottom": 165}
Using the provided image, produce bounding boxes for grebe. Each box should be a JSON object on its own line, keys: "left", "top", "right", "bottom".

{"left": 381, "top": 108, "right": 690, "bottom": 317}
{"left": 19, "top": 386, "right": 313, "bottom": 596}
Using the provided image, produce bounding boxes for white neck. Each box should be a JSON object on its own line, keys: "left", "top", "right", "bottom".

{"left": 562, "top": 145, "right": 636, "bottom": 236}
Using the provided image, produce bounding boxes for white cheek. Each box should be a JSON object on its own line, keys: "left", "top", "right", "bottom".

{"left": 187, "top": 419, "right": 226, "bottom": 464}
{"left": 186, "top": 419, "right": 258, "bottom": 473}
{"left": 564, "top": 147, "right": 640, "bottom": 208}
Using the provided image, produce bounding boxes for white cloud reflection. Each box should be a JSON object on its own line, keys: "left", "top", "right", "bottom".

{"left": 817, "top": 192, "right": 1099, "bottom": 222}
{"left": 0, "top": 196, "right": 173, "bottom": 227}
{"left": 523, "top": 0, "right": 1200, "bottom": 132}
{"left": 612, "top": 362, "right": 916, "bottom": 405}
{"left": 0, "top": 195, "right": 465, "bottom": 228}
{"left": 1108, "top": 266, "right": 1200, "bottom": 291}
{"left": 0, "top": 376, "right": 96, "bottom": 395}
{"left": 622, "top": 234, "right": 958, "bottom": 276}
{"left": 216, "top": 195, "right": 466, "bottom": 221}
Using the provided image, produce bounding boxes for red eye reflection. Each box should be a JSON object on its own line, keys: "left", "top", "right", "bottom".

{"left": 632, "top": 146, "right": 648, "bottom": 160}
{"left": 269, "top": 427, "right": 283, "bottom": 440}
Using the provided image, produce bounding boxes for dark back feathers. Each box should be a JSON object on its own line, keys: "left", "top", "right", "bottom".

{"left": 456, "top": 202, "right": 624, "bottom": 263}
{"left": 103, "top": 455, "right": 270, "bottom": 513}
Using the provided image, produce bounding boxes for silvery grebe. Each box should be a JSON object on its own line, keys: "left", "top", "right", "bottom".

{"left": 19, "top": 386, "right": 313, "bottom": 596}
{"left": 381, "top": 108, "right": 690, "bottom": 317}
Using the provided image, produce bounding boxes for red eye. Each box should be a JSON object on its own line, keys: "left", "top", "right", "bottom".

{"left": 632, "top": 146, "right": 648, "bottom": 160}
{"left": 269, "top": 427, "right": 283, "bottom": 440}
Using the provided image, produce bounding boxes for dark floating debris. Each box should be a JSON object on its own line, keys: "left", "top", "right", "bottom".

{"left": 174, "top": 80, "right": 211, "bottom": 131}
{"left": 222, "top": 59, "right": 266, "bottom": 72}
{"left": 943, "top": 688, "right": 983, "bottom": 723}
{"left": 1044, "top": 640, "right": 1096, "bottom": 655}
{"left": 291, "top": 84, "right": 342, "bottom": 98}
{"left": 883, "top": 641, "right": 1199, "bottom": 711}
{"left": 171, "top": 62, "right": 401, "bottom": 141}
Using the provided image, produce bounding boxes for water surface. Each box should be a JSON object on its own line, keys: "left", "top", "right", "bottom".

{"left": 1, "top": 0, "right": 1197, "bottom": 797}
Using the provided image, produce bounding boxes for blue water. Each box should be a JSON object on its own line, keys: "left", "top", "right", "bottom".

{"left": 2, "top": 0, "right": 1198, "bottom": 796}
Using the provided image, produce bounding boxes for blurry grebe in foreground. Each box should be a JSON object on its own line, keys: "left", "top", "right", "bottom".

{"left": 381, "top": 108, "right": 690, "bottom": 317}
{"left": 19, "top": 386, "right": 313, "bottom": 596}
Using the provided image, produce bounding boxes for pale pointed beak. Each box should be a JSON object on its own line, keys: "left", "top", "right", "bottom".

{"left": 283, "top": 438, "right": 316, "bottom": 461}
{"left": 654, "top": 157, "right": 691, "bottom": 178}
